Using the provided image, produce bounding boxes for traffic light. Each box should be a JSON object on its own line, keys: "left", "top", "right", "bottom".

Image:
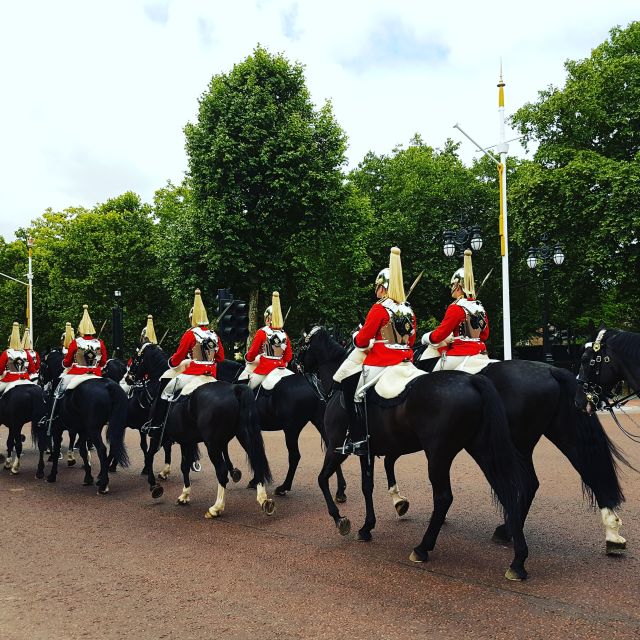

{"left": 229, "top": 300, "right": 249, "bottom": 342}
{"left": 215, "top": 289, "right": 249, "bottom": 343}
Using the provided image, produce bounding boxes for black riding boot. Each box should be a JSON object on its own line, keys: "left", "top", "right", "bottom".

{"left": 335, "top": 378, "right": 369, "bottom": 457}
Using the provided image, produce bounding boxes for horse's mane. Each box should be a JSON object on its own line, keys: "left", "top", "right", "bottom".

{"left": 607, "top": 329, "right": 640, "bottom": 363}
{"left": 315, "top": 327, "right": 347, "bottom": 361}
{"left": 144, "top": 344, "right": 169, "bottom": 376}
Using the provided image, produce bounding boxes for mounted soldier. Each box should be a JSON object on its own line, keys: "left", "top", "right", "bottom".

{"left": 61, "top": 322, "right": 74, "bottom": 356}
{"left": 21, "top": 328, "right": 40, "bottom": 382}
{"left": 0, "top": 322, "right": 36, "bottom": 397}
{"left": 420, "top": 249, "right": 491, "bottom": 374}
{"left": 337, "top": 247, "right": 417, "bottom": 456}
{"left": 128, "top": 315, "right": 158, "bottom": 382}
{"left": 55, "top": 305, "right": 108, "bottom": 400}
{"left": 145, "top": 289, "right": 224, "bottom": 431}
{"left": 242, "top": 291, "right": 292, "bottom": 390}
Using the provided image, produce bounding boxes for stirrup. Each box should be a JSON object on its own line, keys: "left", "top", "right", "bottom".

{"left": 141, "top": 421, "right": 161, "bottom": 434}
{"left": 334, "top": 437, "right": 369, "bottom": 457}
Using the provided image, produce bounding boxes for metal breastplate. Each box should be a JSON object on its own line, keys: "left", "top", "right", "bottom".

{"left": 263, "top": 327, "right": 287, "bottom": 358}
{"left": 379, "top": 300, "right": 415, "bottom": 348}
{"left": 5, "top": 349, "right": 27, "bottom": 373}
{"left": 76, "top": 338, "right": 102, "bottom": 366}
{"left": 455, "top": 299, "right": 487, "bottom": 340}
{"left": 191, "top": 327, "right": 219, "bottom": 362}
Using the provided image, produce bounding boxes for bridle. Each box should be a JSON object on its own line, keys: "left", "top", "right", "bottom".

{"left": 577, "top": 329, "right": 611, "bottom": 409}
{"left": 296, "top": 326, "right": 330, "bottom": 402}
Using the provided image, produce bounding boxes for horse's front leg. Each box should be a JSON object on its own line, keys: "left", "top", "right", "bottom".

{"left": 334, "top": 463, "right": 347, "bottom": 503}
{"left": 204, "top": 447, "right": 228, "bottom": 518}
{"left": 92, "top": 433, "right": 110, "bottom": 495}
{"left": 384, "top": 454, "right": 409, "bottom": 517}
{"left": 145, "top": 431, "right": 164, "bottom": 500}
{"left": 46, "top": 431, "right": 62, "bottom": 483}
{"left": 158, "top": 440, "right": 172, "bottom": 481}
{"left": 275, "top": 425, "right": 304, "bottom": 496}
{"left": 318, "top": 449, "right": 351, "bottom": 535}
{"left": 357, "top": 455, "right": 376, "bottom": 541}
{"left": 67, "top": 431, "right": 77, "bottom": 467}
{"left": 223, "top": 443, "right": 242, "bottom": 483}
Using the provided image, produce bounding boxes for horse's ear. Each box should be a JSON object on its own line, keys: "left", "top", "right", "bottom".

{"left": 598, "top": 321, "right": 607, "bottom": 331}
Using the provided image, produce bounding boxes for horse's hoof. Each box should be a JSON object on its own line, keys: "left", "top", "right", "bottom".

{"left": 335, "top": 492, "right": 347, "bottom": 504}
{"left": 3, "top": 461, "right": 11, "bottom": 470}
{"left": 97, "top": 486, "right": 110, "bottom": 495}
{"left": 67, "top": 459, "right": 77, "bottom": 467}
{"left": 205, "top": 509, "right": 221, "bottom": 519}
{"left": 395, "top": 499, "right": 409, "bottom": 517}
{"left": 35, "top": 470, "right": 44, "bottom": 480}
{"left": 247, "top": 480, "right": 257, "bottom": 490}
{"left": 606, "top": 540, "right": 627, "bottom": 556}
{"left": 46, "top": 475, "right": 56, "bottom": 483}
{"left": 262, "top": 499, "right": 275, "bottom": 515}
{"left": 83, "top": 477, "right": 94, "bottom": 486}
{"left": 10, "top": 468, "right": 19, "bottom": 476}
{"left": 356, "top": 530, "right": 372, "bottom": 542}
{"left": 337, "top": 517, "right": 351, "bottom": 536}
{"left": 230, "top": 468, "right": 242, "bottom": 483}
{"left": 409, "top": 549, "right": 428, "bottom": 563}
{"left": 177, "top": 498, "right": 190, "bottom": 506}
{"left": 151, "top": 484, "right": 164, "bottom": 499}
{"left": 275, "top": 486, "right": 288, "bottom": 497}
{"left": 158, "top": 473, "right": 168, "bottom": 481}
{"left": 504, "top": 567, "right": 527, "bottom": 581}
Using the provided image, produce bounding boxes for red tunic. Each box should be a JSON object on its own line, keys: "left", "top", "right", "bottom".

{"left": 28, "top": 350, "right": 41, "bottom": 372}
{"left": 0, "top": 349, "right": 36, "bottom": 383}
{"left": 245, "top": 327, "right": 293, "bottom": 375}
{"left": 169, "top": 326, "right": 224, "bottom": 376}
{"left": 429, "top": 300, "right": 489, "bottom": 356}
{"left": 355, "top": 301, "right": 416, "bottom": 366}
{"left": 63, "top": 336, "right": 107, "bottom": 375}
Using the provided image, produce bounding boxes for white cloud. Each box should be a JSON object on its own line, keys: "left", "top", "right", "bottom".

{"left": 0, "top": 0, "right": 637, "bottom": 239}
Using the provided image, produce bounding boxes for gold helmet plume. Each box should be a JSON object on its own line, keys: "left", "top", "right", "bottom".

{"left": 191, "top": 289, "right": 209, "bottom": 327}
{"left": 450, "top": 249, "right": 476, "bottom": 298}
{"left": 142, "top": 314, "right": 158, "bottom": 344}
{"left": 63, "top": 322, "right": 75, "bottom": 349}
{"left": 268, "top": 291, "right": 284, "bottom": 329}
{"left": 78, "top": 305, "right": 96, "bottom": 335}
{"left": 387, "top": 247, "right": 406, "bottom": 303}
{"left": 21, "top": 327, "right": 33, "bottom": 350}
{"left": 9, "top": 322, "right": 21, "bottom": 350}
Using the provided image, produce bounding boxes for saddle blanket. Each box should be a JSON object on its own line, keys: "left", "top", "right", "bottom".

{"left": 0, "top": 379, "right": 35, "bottom": 396}
{"left": 161, "top": 373, "right": 216, "bottom": 401}
{"left": 261, "top": 367, "right": 294, "bottom": 391}
{"left": 63, "top": 373, "right": 101, "bottom": 392}
{"left": 332, "top": 348, "right": 367, "bottom": 383}
{"left": 374, "top": 361, "right": 427, "bottom": 400}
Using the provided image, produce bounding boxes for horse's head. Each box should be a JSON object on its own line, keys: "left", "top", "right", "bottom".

{"left": 103, "top": 358, "right": 127, "bottom": 383}
{"left": 40, "top": 349, "right": 64, "bottom": 386}
{"left": 297, "top": 326, "right": 325, "bottom": 374}
{"left": 128, "top": 343, "right": 167, "bottom": 383}
{"left": 576, "top": 329, "right": 621, "bottom": 413}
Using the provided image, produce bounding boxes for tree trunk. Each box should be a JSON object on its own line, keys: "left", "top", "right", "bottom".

{"left": 248, "top": 286, "right": 259, "bottom": 349}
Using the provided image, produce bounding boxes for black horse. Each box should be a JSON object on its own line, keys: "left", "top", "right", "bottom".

{"left": 217, "top": 356, "right": 346, "bottom": 500}
{"left": 127, "top": 344, "right": 243, "bottom": 482}
{"left": 131, "top": 344, "right": 275, "bottom": 518}
{"left": 0, "top": 382, "right": 47, "bottom": 473}
{"left": 302, "top": 326, "right": 628, "bottom": 557}
{"left": 301, "top": 328, "right": 532, "bottom": 581}
{"left": 38, "top": 351, "right": 129, "bottom": 493}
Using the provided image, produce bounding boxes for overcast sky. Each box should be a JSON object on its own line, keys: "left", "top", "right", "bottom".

{"left": 0, "top": 0, "right": 637, "bottom": 241}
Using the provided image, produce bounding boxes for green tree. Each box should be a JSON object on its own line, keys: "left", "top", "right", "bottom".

{"left": 184, "top": 46, "right": 365, "bottom": 338}
{"left": 510, "top": 21, "right": 640, "bottom": 335}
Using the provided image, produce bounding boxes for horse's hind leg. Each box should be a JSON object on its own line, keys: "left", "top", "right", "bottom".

{"left": 204, "top": 446, "right": 228, "bottom": 518}
{"left": 410, "top": 454, "right": 454, "bottom": 564}
{"left": 10, "top": 426, "right": 23, "bottom": 474}
{"left": 318, "top": 449, "right": 351, "bottom": 535}
{"left": 384, "top": 455, "right": 409, "bottom": 517}
{"left": 356, "top": 456, "right": 376, "bottom": 542}
{"left": 78, "top": 438, "right": 93, "bottom": 486}
{"left": 176, "top": 444, "right": 195, "bottom": 505}
{"left": 223, "top": 443, "right": 241, "bottom": 483}
{"left": 145, "top": 432, "right": 164, "bottom": 499}
{"left": 275, "top": 424, "right": 304, "bottom": 496}
{"left": 46, "top": 430, "right": 62, "bottom": 483}
{"left": 335, "top": 464, "right": 347, "bottom": 504}
{"left": 67, "top": 431, "right": 77, "bottom": 467}
{"left": 4, "top": 434, "right": 13, "bottom": 470}
{"left": 92, "top": 433, "right": 110, "bottom": 495}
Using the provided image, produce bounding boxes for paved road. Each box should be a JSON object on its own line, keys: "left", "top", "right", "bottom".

{"left": 1, "top": 410, "right": 639, "bottom": 640}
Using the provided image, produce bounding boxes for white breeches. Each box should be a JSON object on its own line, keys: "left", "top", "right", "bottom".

{"left": 354, "top": 366, "right": 386, "bottom": 403}
{"left": 248, "top": 373, "right": 266, "bottom": 390}
{"left": 435, "top": 353, "right": 491, "bottom": 374}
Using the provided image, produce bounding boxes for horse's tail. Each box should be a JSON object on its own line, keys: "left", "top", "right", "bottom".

{"left": 551, "top": 367, "right": 629, "bottom": 509}
{"left": 106, "top": 381, "right": 130, "bottom": 468}
{"left": 234, "top": 385, "right": 271, "bottom": 484}
{"left": 469, "top": 375, "right": 532, "bottom": 522}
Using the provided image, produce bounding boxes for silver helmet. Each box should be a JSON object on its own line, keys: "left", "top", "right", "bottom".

{"left": 375, "top": 268, "right": 390, "bottom": 292}
{"left": 264, "top": 305, "right": 273, "bottom": 323}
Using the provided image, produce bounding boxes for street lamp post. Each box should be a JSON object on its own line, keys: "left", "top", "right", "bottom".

{"left": 112, "top": 290, "right": 124, "bottom": 358}
{"left": 443, "top": 213, "right": 483, "bottom": 258}
{"left": 526, "top": 234, "right": 565, "bottom": 364}
{"left": 0, "top": 237, "right": 34, "bottom": 344}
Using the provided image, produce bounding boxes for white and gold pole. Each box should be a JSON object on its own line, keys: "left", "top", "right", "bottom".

{"left": 27, "top": 237, "right": 34, "bottom": 345}
{"left": 497, "top": 63, "right": 512, "bottom": 359}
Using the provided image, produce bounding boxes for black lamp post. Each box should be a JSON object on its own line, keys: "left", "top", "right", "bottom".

{"left": 526, "top": 234, "right": 565, "bottom": 364}
{"left": 443, "top": 213, "right": 483, "bottom": 258}
{"left": 112, "top": 290, "right": 124, "bottom": 358}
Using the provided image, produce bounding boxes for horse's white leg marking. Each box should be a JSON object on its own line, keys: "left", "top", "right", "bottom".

{"left": 389, "top": 484, "right": 408, "bottom": 507}
{"left": 4, "top": 455, "right": 13, "bottom": 470}
{"left": 158, "top": 463, "right": 171, "bottom": 480}
{"left": 10, "top": 456, "right": 20, "bottom": 474}
{"left": 67, "top": 450, "right": 76, "bottom": 462}
{"left": 256, "top": 482, "right": 268, "bottom": 507}
{"left": 206, "top": 484, "right": 226, "bottom": 517}
{"left": 177, "top": 485, "right": 191, "bottom": 504}
{"left": 601, "top": 507, "right": 626, "bottom": 544}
